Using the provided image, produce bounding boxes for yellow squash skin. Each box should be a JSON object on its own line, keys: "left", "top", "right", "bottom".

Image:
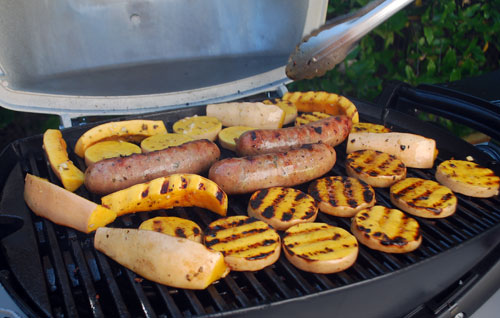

{"left": 435, "top": 160, "right": 499, "bottom": 198}
{"left": 75, "top": 120, "right": 166, "bottom": 157}
{"left": 282, "top": 223, "right": 358, "bottom": 274}
{"left": 390, "top": 178, "right": 457, "bottom": 218}
{"left": 139, "top": 216, "right": 203, "bottom": 243}
{"left": 140, "top": 133, "right": 194, "bottom": 153}
{"left": 351, "top": 205, "right": 422, "bottom": 253}
{"left": 101, "top": 174, "right": 227, "bottom": 217}
{"left": 283, "top": 91, "right": 359, "bottom": 124}
{"left": 43, "top": 129, "right": 84, "bottom": 192}
{"left": 218, "top": 126, "right": 255, "bottom": 152}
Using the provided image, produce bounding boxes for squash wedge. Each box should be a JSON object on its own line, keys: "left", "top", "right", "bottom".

{"left": 101, "top": 174, "right": 227, "bottom": 217}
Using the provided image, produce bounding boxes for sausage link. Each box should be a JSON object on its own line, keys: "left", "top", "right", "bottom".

{"left": 209, "top": 143, "right": 336, "bottom": 195}
{"left": 235, "top": 115, "right": 351, "bottom": 156}
{"left": 85, "top": 139, "right": 220, "bottom": 194}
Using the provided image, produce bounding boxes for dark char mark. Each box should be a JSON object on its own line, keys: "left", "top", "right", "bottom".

{"left": 250, "top": 189, "right": 269, "bottom": 209}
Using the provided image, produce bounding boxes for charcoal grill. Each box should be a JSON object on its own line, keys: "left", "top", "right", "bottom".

{"left": 1, "top": 1, "right": 500, "bottom": 317}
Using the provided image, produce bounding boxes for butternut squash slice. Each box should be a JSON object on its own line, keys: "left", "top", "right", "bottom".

{"left": 24, "top": 174, "right": 116, "bottom": 233}
{"left": 101, "top": 174, "right": 228, "bottom": 217}
{"left": 139, "top": 216, "right": 203, "bottom": 243}
{"left": 74, "top": 120, "right": 166, "bottom": 157}
{"left": 43, "top": 129, "right": 85, "bottom": 192}
{"left": 84, "top": 140, "right": 142, "bottom": 166}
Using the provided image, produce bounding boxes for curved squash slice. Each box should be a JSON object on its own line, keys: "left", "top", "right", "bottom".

{"left": 74, "top": 120, "right": 166, "bottom": 157}
{"left": 283, "top": 91, "right": 359, "bottom": 124}
{"left": 43, "top": 129, "right": 84, "bottom": 192}
{"left": 84, "top": 140, "right": 142, "bottom": 166}
{"left": 24, "top": 174, "right": 116, "bottom": 233}
{"left": 101, "top": 174, "right": 228, "bottom": 217}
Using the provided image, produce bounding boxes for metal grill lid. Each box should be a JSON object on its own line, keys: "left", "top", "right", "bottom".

{"left": 0, "top": 0, "right": 327, "bottom": 124}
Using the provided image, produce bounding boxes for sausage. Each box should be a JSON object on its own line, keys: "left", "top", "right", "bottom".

{"left": 85, "top": 139, "right": 220, "bottom": 195}
{"left": 235, "top": 115, "right": 351, "bottom": 156}
{"left": 209, "top": 143, "right": 336, "bottom": 195}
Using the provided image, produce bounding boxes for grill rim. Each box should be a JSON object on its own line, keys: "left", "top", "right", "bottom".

{"left": 1, "top": 95, "right": 499, "bottom": 318}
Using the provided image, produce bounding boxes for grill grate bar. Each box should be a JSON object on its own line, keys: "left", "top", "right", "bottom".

{"left": 277, "top": 257, "right": 317, "bottom": 294}
{"left": 242, "top": 272, "right": 274, "bottom": 303}
{"left": 221, "top": 275, "right": 251, "bottom": 308}
{"left": 205, "top": 284, "right": 230, "bottom": 312}
{"left": 156, "top": 285, "right": 184, "bottom": 318}
{"left": 124, "top": 269, "right": 156, "bottom": 318}
{"left": 182, "top": 289, "right": 206, "bottom": 316}
{"left": 262, "top": 267, "right": 297, "bottom": 299}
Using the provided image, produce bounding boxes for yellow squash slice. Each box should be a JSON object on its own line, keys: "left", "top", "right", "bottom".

{"left": 345, "top": 150, "right": 407, "bottom": 188}
{"left": 218, "top": 126, "right": 255, "bottom": 152}
{"left": 172, "top": 116, "right": 222, "bottom": 141}
{"left": 282, "top": 223, "right": 358, "bottom": 274}
{"left": 351, "top": 122, "right": 391, "bottom": 133}
{"left": 140, "top": 133, "right": 194, "bottom": 153}
{"left": 435, "top": 160, "right": 499, "bottom": 198}
{"left": 390, "top": 178, "right": 457, "bottom": 218}
{"left": 205, "top": 216, "right": 281, "bottom": 271}
{"left": 101, "top": 174, "right": 227, "bottom": 217}
{"left": 139, "top": 216, "right": 203, "bottom": 243}
{"left": 74, "top": 120, "right": 166, "bottom": 157}
{"left": 283, "top": 91, "right": 359, "bottom": 124}
{"left": 24, "top": 174, "right": 116, "bottom": 233}
{"left": 84, "top": 140, "right": 142, "bottom": 166}
{"left": 247, "top": 187, "right": 318, "bottom": 231}
{"left": 262, "top": 99, "right": 298, "bottom": 125}
{"left": 351, "top": 205, "right": 422, "bottom": 253}
{"left": 294, "top": 112, "right": 331, "bottom": 126}
{"left": 308, "top": 176, "right": 376, "bottom": 217}
{"left": 43, "top": 129, "right": 84, "bottom": 192}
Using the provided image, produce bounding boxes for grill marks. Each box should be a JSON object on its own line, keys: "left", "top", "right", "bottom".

{"left": 205, "top": 216, "right": 280, "bottom": 269}
{"left": 347, "top": 150, "right": 406, "bottom": 179}
{"left": 352, "top": 206, "right": 422, "bottom": 253}
{"left": 308, "top": 176, "right": 376, "bottom": 217}
{"left": 247, "top": 187, "right": 318, "bottom": 230}
{"left": 390, "top": 178, "right": 457, "bottom": 218}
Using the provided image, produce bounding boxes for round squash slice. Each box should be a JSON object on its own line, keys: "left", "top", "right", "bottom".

{"left": 308, "top": 176, "right": 376, "bottom": 217}
{"left": 346, "top": 149, "right": 406, "bottom": 188}
{"left": 218, "top": 126, "right": 255, "bottom": 152}
{"left": 173, "top": 116, "right": 222, "bottom": 141}
{"left": 140, "top": 133, "right": 194, "bottom": 153}
{"left": 282, "top": 223, "right": 358, "bottom": 274}
{"left": 435, "top": 160, "right": 499, "bottom": 198}
{"left": 351, "top": 206, "right": 422, "bottom": 253}
{"left": 84, "top": 140, "right": 142, "bottom": 166}
{"left": 139, "top": 216, "right": 203, "bottom": 243}
{"left": 205, "top": 216, "right": 280, "bottom": 271}
{"left": 247, "top": 187, "right": 318, "bottom": 231}
{"left": 390, "top": 178, "right": 457, "bottom": 218}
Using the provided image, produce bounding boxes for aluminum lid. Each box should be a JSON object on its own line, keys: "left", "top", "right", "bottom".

{"left": 0, "top": 0, "right": 327, "bottom": 126}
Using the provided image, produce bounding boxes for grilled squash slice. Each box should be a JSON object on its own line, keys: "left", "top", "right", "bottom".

{"left": 283, "top": 91, "right": 359, "bottom": 124}
{"left": 43, "top": 129, "right": 85, "bottom": 192}
{"left": 435, "top": 160, "right": 499, "bottom": 198}
{"left": 101, "top": 174, "right": 227, "bottom": 217}
{"left": 205, "top": 216, "right": 281, "bottom": 271}
{"left": 351, "top": 205, "right": 422, "bottom": 253}
{"left": 218, "top": 126, "right": 255, "bottom": 152}
{"left": 351, "top": 122, "right": 391, "bottom": 133}
{"left": 294, "top": 112, "right": 331, "bottom": 126}
{"left": 140, "top": 133, "right": 194, "bottom": 153}
{"left": 247, "top": 187, "right": 318, "bottom": 230}
{"left": 24, "top": 174, "right": 116, "bottom": 233}
{"left": 262, "top": 99, "right": 298, "bottom": 125}
{"left": 84, "top": 140, "right": 142, "bottom": 166}
{"left": 172, "top": 116, "right": 222, "bottom": 141}
{"left": 390, "top": 178, "right": 457, "bottom": 218}
{"left": 308, "top": 176, "right": 376, "bottom": 217}
{"left": 282, "top": 223, "right": 358, "bottom": 274}
{"left": 346, "top": 150, "right": 407, "bottom": 188}
{"left": 139, "top": 216, "right": 203, "bottom": 243}
{"left": 75, "top": 120, "right": 166, "bottom": 157}
{"left": 206, "top": 102, "right": 285, "bottom": 129}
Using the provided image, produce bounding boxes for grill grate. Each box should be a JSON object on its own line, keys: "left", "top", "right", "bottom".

{"left": 2, "top": 103, "right": 500, "bottom": 318}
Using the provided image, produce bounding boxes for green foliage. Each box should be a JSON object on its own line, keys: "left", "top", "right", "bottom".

{"left": 290, "top": 0, "right": 500, "bottom": 101}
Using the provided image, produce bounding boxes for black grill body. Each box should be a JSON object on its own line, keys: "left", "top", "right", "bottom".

{"left": 0, "top": 90, "right": 499, "bottom": 318}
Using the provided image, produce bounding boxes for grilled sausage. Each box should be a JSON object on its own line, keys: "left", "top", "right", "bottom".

{"left": 235, "top": 115, "right": 351, "bottom": 156}
{"left": 209, "top": 143, "right": 336, "bottom": 195}
{"left": 85, "top": 139, "right": 220, "bottom": 195}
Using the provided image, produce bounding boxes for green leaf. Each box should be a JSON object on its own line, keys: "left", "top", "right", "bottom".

{"left": 442, "top": 49, "right": 457, "bottom": 72}
{"left": 424, "top": 26, "right": 434, "bottom": 45}
{"left": 426, "top": 58, "right": 436, "bottom": 76}
{"left": 449, "top": 68, "right": 461, "bottom": 82}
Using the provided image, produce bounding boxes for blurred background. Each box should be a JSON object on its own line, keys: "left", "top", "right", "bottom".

{"left": 1, "top": 0, "right": 499, "bottom": 150}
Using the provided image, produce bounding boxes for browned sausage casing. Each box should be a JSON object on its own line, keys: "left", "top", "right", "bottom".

{"left": 85, "top": 139, "right": 220, "bottom": 195}
{"left": 209, "top": 143, "right": 336, "bottom": 195}
{"left": 235, "top": 115, "right": 351, "bottom": 156}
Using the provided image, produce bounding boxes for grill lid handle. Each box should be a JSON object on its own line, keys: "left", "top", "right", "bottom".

{"left": 286, "top": 0, "right": 414, "bottom": 80}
